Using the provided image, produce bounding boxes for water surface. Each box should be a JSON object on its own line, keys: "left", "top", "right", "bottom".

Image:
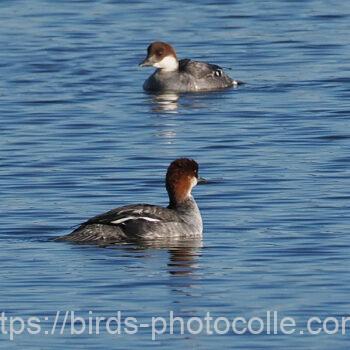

{"left": 1, "top": 0, "right": 350, "bottom": 349}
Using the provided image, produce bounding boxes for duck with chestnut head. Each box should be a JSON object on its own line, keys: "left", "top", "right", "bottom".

{"left": 56, "top": 158, "right": 204, "bottom": 244}
{"left": 140, "top": 41, "right": 241, "bottom": 92}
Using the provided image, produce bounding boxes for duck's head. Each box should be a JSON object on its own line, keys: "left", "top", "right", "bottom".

{"left": 166, "top": 158, "right": 200, "bottom": 207}
{"left": 139, "top": 42, "right": 179, "bottom": 72}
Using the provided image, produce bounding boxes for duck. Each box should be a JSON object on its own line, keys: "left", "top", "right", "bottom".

{"left": 139, "top": 41, "right": 241, "bottom": 92}
{"left": 56, "top": 158, "right": 203, "bottom": 244}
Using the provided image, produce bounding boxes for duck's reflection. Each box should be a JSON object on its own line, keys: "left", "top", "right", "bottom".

{"left": 102, "top": 238, "right": 204, "bottom": 309}
{"left": 168, "top": 244, "right": 202, "bottom": 277}
{"left": 141, "top": 238, "right": 202, "bottom": 276}
{"left": 151, "top": 92, "right": 180, "bottom": 112}
{"left": 148, "top": 89, "right": 234, "bottom": 113}
{"left": 113, "top": 238, "right": 202, "bottom": 277}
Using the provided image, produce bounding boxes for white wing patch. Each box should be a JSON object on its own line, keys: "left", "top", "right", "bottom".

{"left": 111, "top": 216, "right": 161, "bottom": 225}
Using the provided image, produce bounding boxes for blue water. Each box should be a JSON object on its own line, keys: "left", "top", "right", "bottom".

{"left": 1, "top": 0, "right": 350, "bottom": 348}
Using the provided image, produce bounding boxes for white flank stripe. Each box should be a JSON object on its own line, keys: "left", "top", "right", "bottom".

{"left": 111, "top": 216, "right": 160, "bottom": 225}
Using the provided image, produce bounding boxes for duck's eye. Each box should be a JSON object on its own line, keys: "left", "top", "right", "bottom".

{"left": 156, "top": 49, "right": 164, "bottom": 56}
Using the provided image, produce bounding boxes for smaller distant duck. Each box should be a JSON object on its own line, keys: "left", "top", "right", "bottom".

{"left": 56, "top": 158, "right": 204, "bottom": 244}
{"left": 139, "top": 41, "right": 241, "bottom": 92}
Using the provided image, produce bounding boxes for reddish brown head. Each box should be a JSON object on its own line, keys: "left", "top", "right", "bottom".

{"left": 139, "top": 42, "right": 179, "bottom": 72}
{"left": 166, "top": 158, "right": 199, "bottom": 207}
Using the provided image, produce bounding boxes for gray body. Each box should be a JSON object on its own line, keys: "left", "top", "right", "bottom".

{"left": 143, "top": 59, "right": 236, "bottom": 92}
{"left": 56, "top": 197, "right": 202, "bottom": 244}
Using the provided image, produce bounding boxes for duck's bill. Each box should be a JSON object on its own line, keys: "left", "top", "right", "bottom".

{"left": 139, "top": 57, "right": 153, "bottom": 67}
{"left": 233, "top": 80, "right": 245, "bottom": 86}
{"left": 197, "top": 177, "right": 208, "bottom": 185}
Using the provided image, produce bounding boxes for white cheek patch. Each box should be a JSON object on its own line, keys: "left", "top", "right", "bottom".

{"left": 183, "top": 177, "right": 198, "bottom": 198}
{"left": 111, "top": 216, "right": 161, "bottom": 225}
{"left": 153, "top": 55, "right": 179, "bottom": 72}
{"left": 191, "top": 177, "right": 198, "bottom": 188}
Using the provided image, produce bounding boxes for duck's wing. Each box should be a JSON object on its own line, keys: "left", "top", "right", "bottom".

{"left": 84, "top": 204, "right": 176, "bottom": 227}
{"left": 179, "top": 58, "right": 226, "bottom": 79}
{"left": 57, "top": 204, "right": 178, "bottom": 244}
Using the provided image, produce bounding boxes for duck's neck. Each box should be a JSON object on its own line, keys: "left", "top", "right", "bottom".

{"left": 168, "top": 195, "right": 197, "bottom": 211}
{"left": 168, "top": 196, "right": 202, "bottom": 234}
